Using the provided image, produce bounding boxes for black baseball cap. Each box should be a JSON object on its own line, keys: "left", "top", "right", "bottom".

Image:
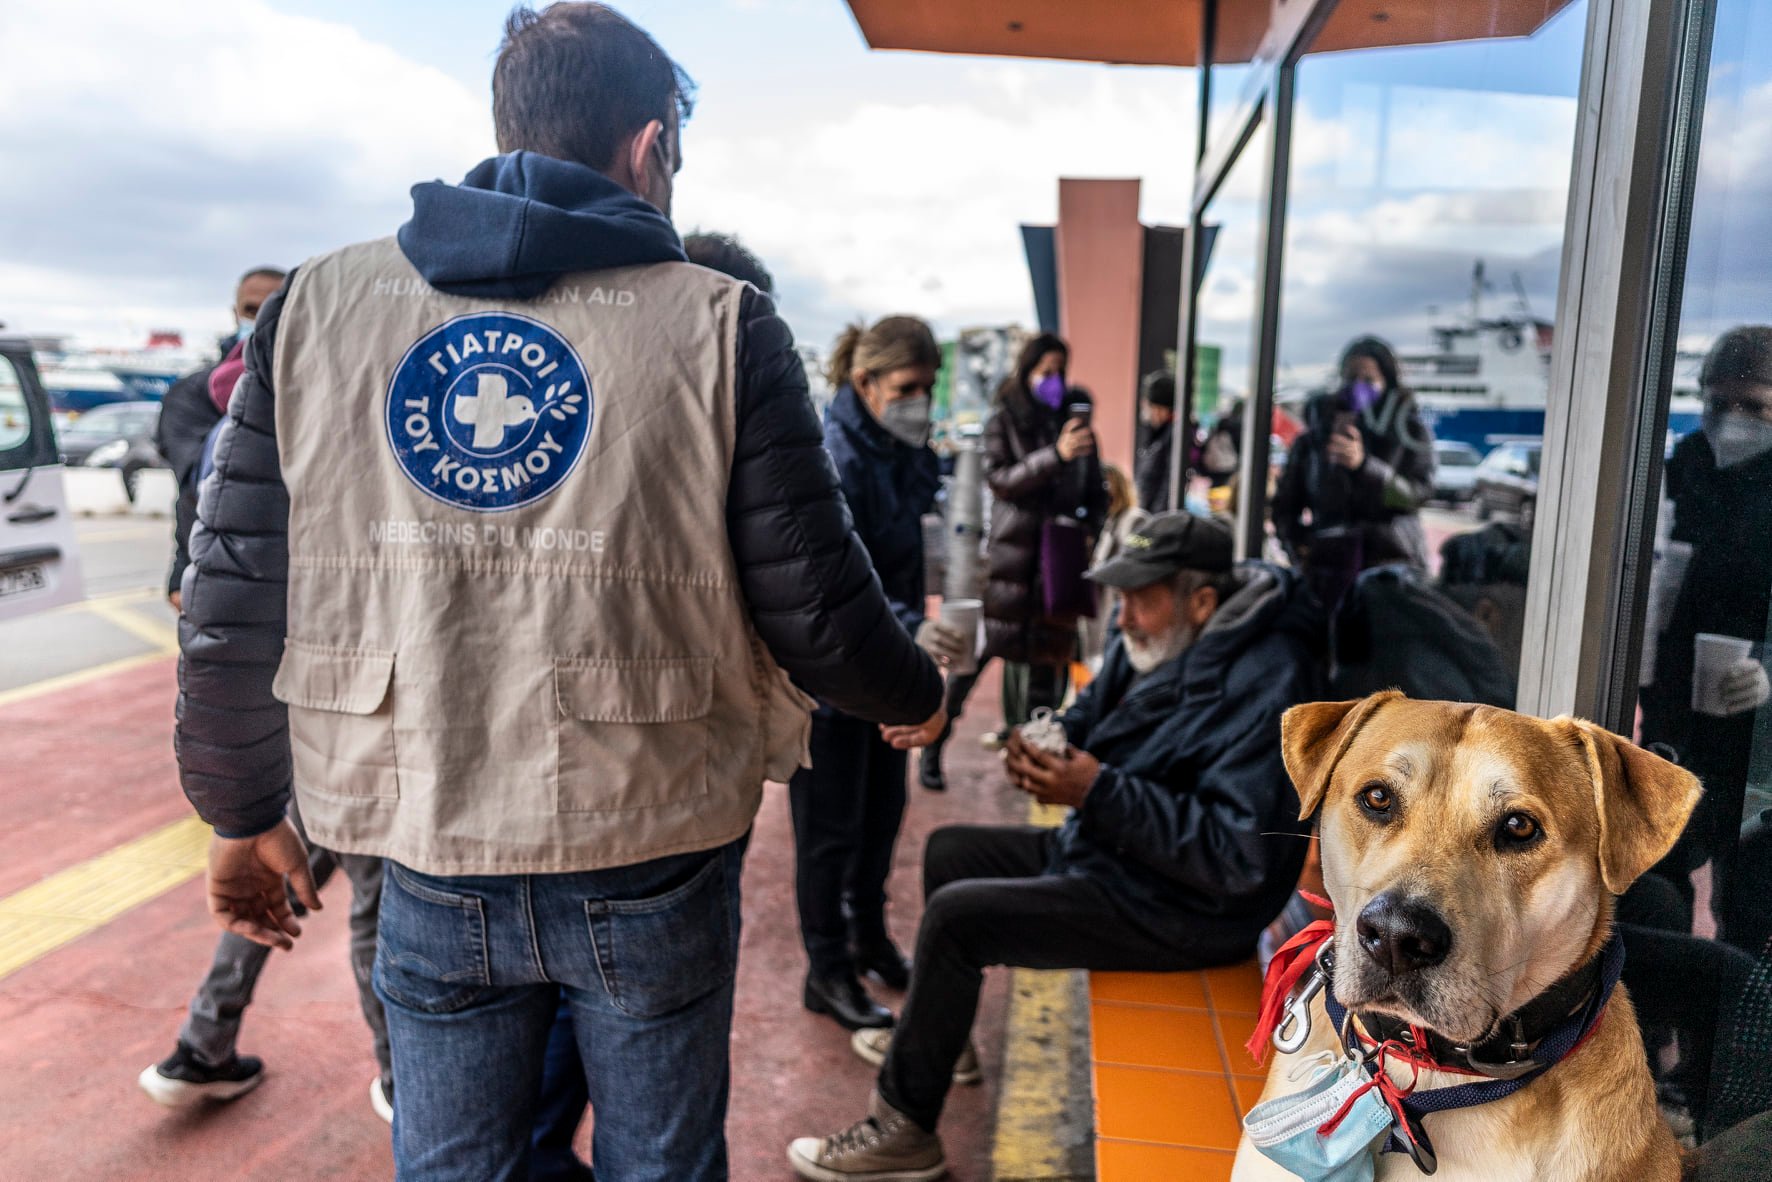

{"left": 1087, "top": 511, "right": 1234, "bottom": 590}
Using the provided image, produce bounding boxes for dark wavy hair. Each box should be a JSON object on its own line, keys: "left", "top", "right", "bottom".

{"left": 1338, "top": 335, "right": 1405, "bottom": 394}
{"left": 494, "top": 3, "right": 696, "bottom": 172}
{"left": 995, "top": 332, "right": 1069, "bottom": 414}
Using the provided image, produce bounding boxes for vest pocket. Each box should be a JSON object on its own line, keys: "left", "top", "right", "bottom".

{"left": 553, "top": 656, "right": 714, "bottom": 812}
{"left": 273, "top": 641, "right": 399, "bottom": 800}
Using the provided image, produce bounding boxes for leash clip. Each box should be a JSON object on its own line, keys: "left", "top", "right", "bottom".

{"left": 1273, "top": 943, "right": 1334, "bottom": 1055}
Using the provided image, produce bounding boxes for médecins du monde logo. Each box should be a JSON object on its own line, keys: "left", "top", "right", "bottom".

{"left": 386, "top": 312, "right": 592, "bottom": 512}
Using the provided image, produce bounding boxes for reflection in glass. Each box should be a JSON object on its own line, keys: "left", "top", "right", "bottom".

{"left": 1625, "top": 0, "right": 1772, "bottom": 1151}
{"left": 1269, "top": 1, "right": 1589, "bottom": 705}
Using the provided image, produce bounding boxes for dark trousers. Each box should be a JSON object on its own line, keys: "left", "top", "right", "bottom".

{"left": 789, "top": 711, "right": 909, "bottom": 975}
{"left": 878, "top": 825, "right": 1219, "bottom": 1131}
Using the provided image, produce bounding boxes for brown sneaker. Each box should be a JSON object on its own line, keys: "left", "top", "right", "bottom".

{"left": 787, "top": 1090, "right": 947, "bottom": 1181}
{"left": 849, "top": 1027, "right": 982, "bottom": 1086}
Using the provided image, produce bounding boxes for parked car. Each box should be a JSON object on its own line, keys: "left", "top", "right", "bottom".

{"left": 1432, "top": 440, "right": 1484, "bottom": 503}
{"left": 1473, "top": 439, "right": 1542, "bottom": 532}
{"left": 0, "top": 336, "right": 84, "bottom": 620}
{"left": 55, "top": 400, "right": 167, "bottom": 500}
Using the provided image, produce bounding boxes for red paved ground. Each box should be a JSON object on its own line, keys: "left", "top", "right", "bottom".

{"left": 0, "top": 658, "right": 1022, "bottom": 1180}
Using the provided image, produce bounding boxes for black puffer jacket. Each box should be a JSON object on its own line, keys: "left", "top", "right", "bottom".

{"left": 981, "top": 386, "right": 1107, "bottom": 665}
{"left": 153, "top": 361, "right": 223, "bottom": 596}
{"left": 177, "top": 152, "right": 942, "bottom": 838}
{"left": 1054, "top": 562, "right": 1323, "bottom": 953}
{"left": 1271, "top": 388, "right": 1435, "bottom": 570}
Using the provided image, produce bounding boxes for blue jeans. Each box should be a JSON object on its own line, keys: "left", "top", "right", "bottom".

{"left": 374, "top": 838, "right": 745, "bottom": 1182}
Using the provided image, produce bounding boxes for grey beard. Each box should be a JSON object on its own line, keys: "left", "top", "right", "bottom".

{"left": 1124, "top": 623, "right": 1195, "bottom": 674}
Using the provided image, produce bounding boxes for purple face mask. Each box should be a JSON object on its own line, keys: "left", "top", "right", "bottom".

{"left": 1033, "top": 373, "right": 1067, "bottom": 410}
{"left": 1342, "top": 379, "right": 1381, "bottom": 414}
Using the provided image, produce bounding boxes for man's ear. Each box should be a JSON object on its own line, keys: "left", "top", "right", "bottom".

{"left": 1566, "top": 720, "right": 1703, "bottom": 894}
{"left": 617, "top": 118, "right": 665, "bottom": 194}
{"left": 1281, "top": 691, "right": 1401, "bottom": 818}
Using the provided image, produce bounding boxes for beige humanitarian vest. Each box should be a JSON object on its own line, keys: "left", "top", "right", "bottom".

{"left": 269, "top": 237, "right": 813, "bottom": 874}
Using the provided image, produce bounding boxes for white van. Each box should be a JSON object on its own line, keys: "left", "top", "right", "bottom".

{"left": 0, "top": 337, "right": 85, "bottom": 620}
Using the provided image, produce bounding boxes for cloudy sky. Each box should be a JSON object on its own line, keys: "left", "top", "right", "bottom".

{"left": 0, "top": 0, "right": 1197, "bottom": 354}
{"left": 1, "top": 0, "right": 1763, "bottom": 387}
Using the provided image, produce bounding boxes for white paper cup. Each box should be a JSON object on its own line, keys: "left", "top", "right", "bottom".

{"left": 1693, "top": 632, "right": 1754, "bottom": 716}
{"left": 941, "top": 598, "right": 983, "bottom": 676}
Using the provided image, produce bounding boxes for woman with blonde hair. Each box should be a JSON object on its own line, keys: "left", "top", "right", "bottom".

{"left": 791, "top": 315, "right": 966, "bottom": 1031}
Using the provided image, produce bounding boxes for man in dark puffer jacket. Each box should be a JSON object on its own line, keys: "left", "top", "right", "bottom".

{"left": 176, "top": 6, "right": 942, "bottom": 1179}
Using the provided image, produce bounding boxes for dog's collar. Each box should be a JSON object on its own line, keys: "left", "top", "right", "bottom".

{"left": 1327, "top": 932, "right": 1625, "bottom": 1174}
{"left": 1249, "top": 906, "right": 1626, "bottom": 1176}
{"left": 1343, "top": 945, "right": 1609, "bottom": 1079}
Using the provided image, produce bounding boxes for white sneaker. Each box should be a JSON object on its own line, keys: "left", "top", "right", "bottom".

{"left": 370, "top": 1075, "right": 393, "bottom": 1124}
{"left": 850, "top": 1027, "right": 981, "bottom": 1086}
{"left": 788, "top": 1090, "right": 946, "bottom": 1181}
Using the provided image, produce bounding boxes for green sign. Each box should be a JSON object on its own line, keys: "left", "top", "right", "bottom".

{"left": 1193, "top": 344, "right": 1222, "bottom": 422}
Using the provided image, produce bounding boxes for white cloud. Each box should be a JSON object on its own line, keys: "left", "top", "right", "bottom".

{"left": 672, "top": 63, "right": 1197, "bottom": 349}
{"left": 0, "top": 0, "right": 491, "bottom": 344}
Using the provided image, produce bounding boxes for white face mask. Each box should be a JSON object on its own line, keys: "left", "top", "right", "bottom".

{"left": 1704, "top": 410, "right": 1772, "bottom": 469}
{"left": 236, "top": 316, "right": 256, "bottom": 342}
{"left": 878, "top": 394, "right": 932, "bottom": 449}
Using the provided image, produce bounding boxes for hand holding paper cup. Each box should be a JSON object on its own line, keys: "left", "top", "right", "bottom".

{"left": 1692, "top": 633, "right": 1757, "bottom": 716}
{"left": 938, "top": 598, "right": 983, "bottom": 676}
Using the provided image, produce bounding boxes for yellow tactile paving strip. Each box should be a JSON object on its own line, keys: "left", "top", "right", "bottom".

{"left": 0, "top": 815, "right": 209, "bottom": 979}
{"left": 1089, "top": 962, "right": 1271, "bottom": 1181}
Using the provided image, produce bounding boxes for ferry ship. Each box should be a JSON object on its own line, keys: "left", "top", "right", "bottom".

{"left": 1283, "top": 267, "right": 1705, "bottom": 454}
{"left": 27, "top": 330, "right": 215, "bottom": 416}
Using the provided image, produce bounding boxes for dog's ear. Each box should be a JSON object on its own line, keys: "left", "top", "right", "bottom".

{"left": 1281, "top": 691, "right": 1402, "bottom": 819}
{"left": 1567, "top": 720, "right": 1703, "bottom": 895}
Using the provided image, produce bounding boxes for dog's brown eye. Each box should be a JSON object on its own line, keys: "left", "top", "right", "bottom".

{"left": 1359, "top": 784, "right": 1393, "bottom": 814}
{"left": 1500, "top": 812, "right": 1541, "bottom": 845}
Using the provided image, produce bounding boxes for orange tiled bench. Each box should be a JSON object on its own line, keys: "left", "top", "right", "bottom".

{"left": 1088, "top": 963, "right": 1268, "bottom": 1180}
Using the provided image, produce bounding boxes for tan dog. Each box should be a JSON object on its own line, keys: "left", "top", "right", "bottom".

{"left": 1231, "top": 692, "right": 1701, "bottom": 1182}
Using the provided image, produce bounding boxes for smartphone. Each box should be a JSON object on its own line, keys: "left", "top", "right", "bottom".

{"left": 1065, "top": 402, "right": 1092, "bottom": 426}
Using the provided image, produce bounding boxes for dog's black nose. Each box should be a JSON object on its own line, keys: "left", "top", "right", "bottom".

{"left": 1356, "top": 894, "right": 1452, "bottom": 976}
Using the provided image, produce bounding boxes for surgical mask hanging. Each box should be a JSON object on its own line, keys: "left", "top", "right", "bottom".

{"left": 877, "top": 394, "right": 932, "bottom": 448}
{"left": 1033, "top": 373, "right": 1066, "bottom": 410}
{"left": 1243, "top": 1053, "right": 1394, "bottom": 1182}
{"left": 1704, "top": 409, "right": 1772, "bottom": 469}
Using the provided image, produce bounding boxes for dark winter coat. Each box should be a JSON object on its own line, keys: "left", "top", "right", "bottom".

{"left": 153, "top": 362, "right": 223, "bottom": 595}
{"left": 1135, "top": 419, "right": 1175, "bottom": 511}
{"left": 1640, "top": 431, "right": 1772, "bottom": 883}
{"left": 821, "top": 383, "right": 941, "bottom": 703}
{"left": 1328, "top": 564, "right": 1514, "bottom": 707}
{"left": 175, "top": 152, "right": 941, "bottom": 838}
{"left": 1271, "top": 388, "right": 1436, "bottom": 570}
{"left": 981, "top": 387, "right": 1107, "bottom": 666}
{"left": 1054, "top": 562, "right": 1323, "bottom": 953}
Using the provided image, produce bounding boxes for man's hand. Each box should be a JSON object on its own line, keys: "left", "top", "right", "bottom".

{"left": 1057, "top": 418, "right": 1096, "bottom": 462}
{"left": 915, "top": 619, "right": 970, "bottom": 668}
{"left": 169, "top": 589, "right": 182, "bottom": 613}
{"left": 882, "top": 708, "right": 948, "bottom": 751}
{"left": 1004, "top": 731, "right": 1101, "bottom": 810}
{"left": 1719, "top": 658, "right": 1771, "bottom": 717}
{"left": 207, "top": 818, "right": 321, "bottom": 950}
{"left": 1326, "top": 422, "right": 1365, "bottom": 470}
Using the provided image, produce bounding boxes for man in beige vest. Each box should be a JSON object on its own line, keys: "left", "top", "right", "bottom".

{"left": 175, "top": 5, "right": 943, "bottom": 1179}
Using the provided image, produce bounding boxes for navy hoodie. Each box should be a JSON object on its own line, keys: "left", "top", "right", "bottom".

{"left": 398, "top": 151, "right": 685, "bottom": 297}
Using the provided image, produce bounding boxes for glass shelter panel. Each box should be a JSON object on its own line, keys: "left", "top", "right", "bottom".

{"left": 1266, "top": 0, "right": 1588, "bottom": 708}
{"left": 1625, "top": 0, "right": 1772, "bottom": 1149}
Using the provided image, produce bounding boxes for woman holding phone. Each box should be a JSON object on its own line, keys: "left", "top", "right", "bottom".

{"left": 919, "top": 332, "right": 1107, "bottom": 791}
